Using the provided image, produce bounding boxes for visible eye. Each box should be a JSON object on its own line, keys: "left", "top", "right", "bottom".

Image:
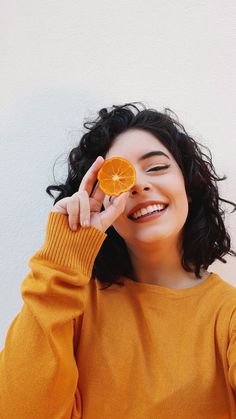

{"left": 147, "top": 164, "right": 170, "bottom": 172}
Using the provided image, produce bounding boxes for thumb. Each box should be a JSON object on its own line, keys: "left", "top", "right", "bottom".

{"left": 100, "top": 191, "right": 130, "bottom": 231}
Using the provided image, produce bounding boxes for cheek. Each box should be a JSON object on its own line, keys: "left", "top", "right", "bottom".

{"left": 176, "top": 189, "right": 189, "bottom": 224}
{"left": 169, "top": 179, "right": 189, "bottom": 214}
{"left": 169, "top": 172, "right": 187, "bottom": 201}
{"left": 177, "top": 189, "right": 189, "bottom": 211}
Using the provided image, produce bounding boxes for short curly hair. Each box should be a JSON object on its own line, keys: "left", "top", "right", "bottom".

{"left": 46, "top": 102, "right": 236, "bottom": 288}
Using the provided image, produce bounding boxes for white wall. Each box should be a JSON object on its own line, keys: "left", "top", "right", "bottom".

{"left": 1, "top": 0, "right": 235, "bottom": 348}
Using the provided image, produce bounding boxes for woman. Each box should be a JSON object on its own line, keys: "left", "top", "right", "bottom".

{"left": 0, "top": 102, "right": 236, "bottom": 418}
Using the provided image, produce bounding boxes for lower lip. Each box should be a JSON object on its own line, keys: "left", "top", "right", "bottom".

{"left": 129, "top": 206, "right": 168, "bottom": 223}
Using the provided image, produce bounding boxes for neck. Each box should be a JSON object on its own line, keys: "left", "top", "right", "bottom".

{"left": 127, "top": 239, "right": 203, "bottom": 289}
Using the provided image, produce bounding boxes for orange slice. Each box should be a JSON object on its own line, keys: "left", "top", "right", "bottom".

{"left": 97, "top": 157, "right": 136, "bottom": 196}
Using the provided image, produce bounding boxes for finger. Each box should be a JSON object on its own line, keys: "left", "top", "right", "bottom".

{"left": 90, "top": 182, "right": 106, "bottom": 204}
{"left": 78, "top": 156, "right": 104, "bottom": 195}
{"left": 79, "top": 190, "right": 91, "bottom": 227}
{"left": 100, "top": 191, "right": 130, "bottom": 231}
{"left": 51, "top": 197, "right": 70, "bottom": 214}
{"left": 67, "top": 193, "right": 80, "bottom": 230}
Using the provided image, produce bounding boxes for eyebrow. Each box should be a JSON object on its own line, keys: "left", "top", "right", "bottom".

{"left": 138, "top": 150, "right": 170, "bottom": 161}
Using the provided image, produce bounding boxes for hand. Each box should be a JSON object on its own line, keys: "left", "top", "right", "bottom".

{"left": 51, "top": 156, "right": 130, "bottom": 232}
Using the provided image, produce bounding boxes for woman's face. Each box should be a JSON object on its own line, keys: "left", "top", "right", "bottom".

{"left": 103, "top": 129, "right": 189, "bottom": 249}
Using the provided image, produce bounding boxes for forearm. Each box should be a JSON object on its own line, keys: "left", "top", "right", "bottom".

{"left": 0, "top": 212, "right": 107, "bottom": 418}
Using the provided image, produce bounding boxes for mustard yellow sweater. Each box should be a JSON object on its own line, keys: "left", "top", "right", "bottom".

{"left": 0, "top": 212, "right": 236, "bottom": 419}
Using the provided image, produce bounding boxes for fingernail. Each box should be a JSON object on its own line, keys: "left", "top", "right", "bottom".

{"left": 72, "top": 224, "right": 77, "bottom": 231}
{"left": 83, "top": 220, "right": 90, "bottom": 227}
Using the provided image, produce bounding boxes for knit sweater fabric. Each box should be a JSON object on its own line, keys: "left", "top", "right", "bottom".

{"left": 0, "top": 212, "right": 236, "bottom": 419}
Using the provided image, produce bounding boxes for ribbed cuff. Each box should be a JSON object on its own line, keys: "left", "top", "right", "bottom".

{"left": 36, "top": 212, "right": 107, "bottom": 277}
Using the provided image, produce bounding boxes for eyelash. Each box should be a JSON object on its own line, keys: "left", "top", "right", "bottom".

{"left": 147, "top": 165, "right": 170, "bottom": 172}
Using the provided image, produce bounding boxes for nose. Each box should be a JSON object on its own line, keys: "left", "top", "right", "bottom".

{"left": 129, "top": 181, "right": 151, "bottom": 196}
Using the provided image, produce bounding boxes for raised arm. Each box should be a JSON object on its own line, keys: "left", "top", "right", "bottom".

{"left": 0, "top": 156, "right": 129, "bottom": 418}
{"left": 0, "top": 212, "right": 107, "bottom": 418}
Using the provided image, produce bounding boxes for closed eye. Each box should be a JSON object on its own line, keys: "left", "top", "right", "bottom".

{"left": 147, "top": 165, "right": 170, "bottom": 172}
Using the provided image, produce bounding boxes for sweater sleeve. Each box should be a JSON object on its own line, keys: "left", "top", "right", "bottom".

{"left": 0, "top": 212, "right": 107, "bottom": 419}
{"left": 227, "top": 309, "right": 236, "bottom": 395}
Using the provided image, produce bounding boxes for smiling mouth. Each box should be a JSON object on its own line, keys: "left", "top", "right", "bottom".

{"left": 128, "top": 204, "right": 168, "bottom": 221}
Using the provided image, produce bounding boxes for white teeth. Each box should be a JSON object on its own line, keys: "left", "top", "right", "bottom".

{"left": 131, "top": 204, "right": 167, "bottom": 220}
{"left": 140, "top": 208, "right": 148, "bottom": 216}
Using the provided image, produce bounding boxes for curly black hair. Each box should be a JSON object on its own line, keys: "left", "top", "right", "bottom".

{"left": 46, "top": 102, "right": 236, "bottom": 289}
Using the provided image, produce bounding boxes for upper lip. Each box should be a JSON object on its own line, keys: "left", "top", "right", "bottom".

{"left": 127, "top": 200, "right": 168, "bottom": 218}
